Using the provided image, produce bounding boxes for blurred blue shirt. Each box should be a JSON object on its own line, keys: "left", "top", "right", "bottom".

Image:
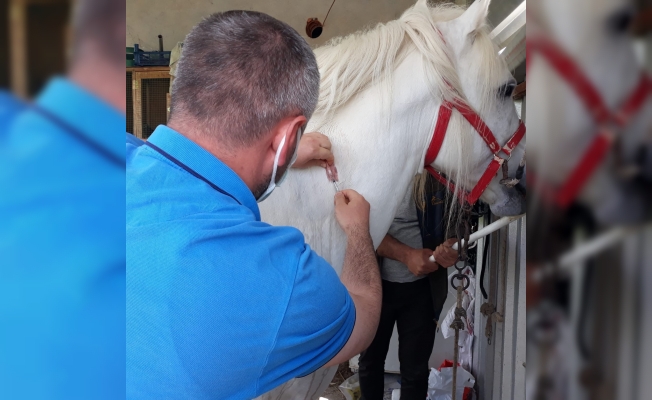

{"left": 0, "top": 78, "right": 125, "bottom": 399}
{"left": 126, "top": 125, "right": 355, "bottom": 399}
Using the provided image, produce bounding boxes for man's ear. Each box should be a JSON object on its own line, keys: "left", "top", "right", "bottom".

{"left": 272, "top": 115, "right": 306, "bottom": 167}
{"left": 459, "top": 0, "right": 491, "bottom": 40}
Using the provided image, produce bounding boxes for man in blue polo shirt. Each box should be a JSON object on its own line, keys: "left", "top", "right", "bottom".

{"left": 126, "top": 11, "right": 382, "bottom": 399}
{"left": 0, "top": 0, "right": 124, "bottom": 398}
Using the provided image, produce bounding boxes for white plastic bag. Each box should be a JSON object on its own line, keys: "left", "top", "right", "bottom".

{"left": 338, "top": 373, "right": 361, "bottom": 400}
{"left": 427, "top": 365, "right": 475, "bottom": 400}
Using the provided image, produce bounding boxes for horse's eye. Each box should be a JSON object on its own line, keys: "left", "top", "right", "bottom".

{"left": 498, "top": 82, "right": 516, "bottom": 98}
{"left": 607, "top": 8, "right": 633, "bottom": 34}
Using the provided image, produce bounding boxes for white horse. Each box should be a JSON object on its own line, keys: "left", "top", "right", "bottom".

{"left": 526, "top": 2, "right": 652, "bottom": 399}
{"left": 257, "top": 0, "right": 525, "bottom": 398}
{"left": 527, "top": 0, "right": 652, "bottom": 226}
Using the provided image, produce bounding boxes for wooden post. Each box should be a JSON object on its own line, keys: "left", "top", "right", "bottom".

{"left": 128, "top": 67, "right": 171, "bottom": 139}
{"left": 513, "top": 81, "right": 526, "bottom": 100}
{"left": 9, "top": 0, "right": 27, "bottom": 98}
{"left": 133, "top": 72, "right": 142, "bottom": 139}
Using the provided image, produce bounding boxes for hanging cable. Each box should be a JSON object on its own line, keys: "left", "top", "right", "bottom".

{"left": 323, "top": 0, "right": 337, "bottom": 26}
{"left": 480, "top": 234, "right": 490, "bottom": 299}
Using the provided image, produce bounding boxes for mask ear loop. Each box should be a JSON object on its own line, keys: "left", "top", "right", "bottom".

{"left": 270, "top": 134, "right": 287, "bottom": 182}
{"left": 292, "top": 126, "right": 305, "bottom": 164}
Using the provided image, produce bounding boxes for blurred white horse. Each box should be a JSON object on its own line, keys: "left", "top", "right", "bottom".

{"left": 527, "top": 2, "right": 652, "bottom": 400}
{"left": 527, "top": 0, "right": 652, "bottom": 226}
{"left": 257, "top": 0, "right": 525, "bottom": 398}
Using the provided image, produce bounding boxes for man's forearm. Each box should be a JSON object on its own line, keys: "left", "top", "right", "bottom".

{"left": 324, "top": 228, "right": 381, "bottom": 366}
{"left": 340, "top": 228, "right": 381, "bottom": 299}
{"left": 339, "top": 227, "right": 381, "bottom": 353}
{"left": 376, "top": 234, "right": 412, "bottom": 265}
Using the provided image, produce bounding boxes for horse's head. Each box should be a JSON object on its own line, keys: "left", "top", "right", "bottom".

{"left": 527, "top": 0, "right": 652, "bottom": 225}
{"left": 420, "top": 0, "right": 526, "bottom": 216}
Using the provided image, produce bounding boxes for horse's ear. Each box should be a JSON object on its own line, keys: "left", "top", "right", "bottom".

{"left": 460, "top": 0, "right": 491, "bottom": 39}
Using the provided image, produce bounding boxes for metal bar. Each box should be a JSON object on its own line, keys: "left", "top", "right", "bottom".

{"left": 558, "top": 225, "right": 645, "bottom": 269}
{"left": 513, "top": 217, "right": 526, "bottom": 398}
{"left": 429, "top": 214, "right": 524, "bottom": 262}
{"left": 489, "top": 1, "right": 526, "bottom": 45}
{"left": 500, "top": 219, "right": 518, "bottom": 399}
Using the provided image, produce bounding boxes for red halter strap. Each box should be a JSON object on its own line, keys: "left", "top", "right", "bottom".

{"left": 424, "top": 100, "right": 526, "bottom": 205}
{"left": 423, "top": 28, "right": 526, "bottom": 205}
{"left": 527, "top": 35, "right": 652, "bottom": 209}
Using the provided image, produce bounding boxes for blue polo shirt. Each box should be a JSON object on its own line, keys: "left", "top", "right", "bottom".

{"left": 0, "top": 78, "right": 125, "bottom": 399}
{"left": 126, "top": 125, "right": 355, "bottom": 399}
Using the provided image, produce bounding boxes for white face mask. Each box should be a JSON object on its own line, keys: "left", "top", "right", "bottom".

{"left": 256, "top": 126, "right": 303, "bottom": 203}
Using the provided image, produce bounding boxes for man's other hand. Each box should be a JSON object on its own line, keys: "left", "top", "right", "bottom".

{"left": 334, "top": 189, "right": 370, "bottom": 236}
{"left": 433, "top": 238, "right": 458, "bottom": 268}
{"left": 406, "top": 248, "right": 439, "bottom": 276}
{"left": 293, "top": 132, "right": 335, "bottom": 169}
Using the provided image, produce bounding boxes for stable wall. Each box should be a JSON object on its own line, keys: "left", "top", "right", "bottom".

{"left": 127, "top": 0, "right": 420, "bottom": 51}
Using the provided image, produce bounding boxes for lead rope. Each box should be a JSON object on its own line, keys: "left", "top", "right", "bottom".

{"left": 451, "top": 285, "right": 465, "bottom": 400}
{"left": 450, "top": 206, "right": 472, "bottom": 400}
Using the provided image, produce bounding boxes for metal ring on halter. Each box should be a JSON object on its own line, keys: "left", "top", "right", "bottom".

{"left": 494, "top": 150, "right": 512, "bottom": 162}
{"left": 451, "top": 274, "right": 471, "bottom": 291}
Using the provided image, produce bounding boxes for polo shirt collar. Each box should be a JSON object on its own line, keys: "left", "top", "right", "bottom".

{"left": 147, "top": 125, "right": 261, "bottom": 220}
{"left": 36, "top": 77, "right": 125, "bottom": 163}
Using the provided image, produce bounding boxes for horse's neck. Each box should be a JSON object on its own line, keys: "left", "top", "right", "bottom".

{"left": 314, "top": 50, "right": 439, "bottom": 246}
{"left": 527, "top": 30, "right": 642, "bottom": 185}
{"left": 527, "top": 59, "right": 592, "bottom": 183}
{"left": 535, "top": 0, "right": 641, "bottom": 109}
{"left": 260, "top": 51, "right": 440, "bottom": 275}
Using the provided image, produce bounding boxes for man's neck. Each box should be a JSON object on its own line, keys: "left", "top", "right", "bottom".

{"left": 167, "top": 120, "right": 267, "bottom": 193}
{"left": 68, "top": 58, "right": 126, "bottom": 114}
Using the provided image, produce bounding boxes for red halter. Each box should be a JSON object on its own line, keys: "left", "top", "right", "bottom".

{"left": 423, "top": 28, "right": 526, "bottom": 205}
{"left": 424, "top": 99, "right": 526, "bottom": 205}
{"left": 527, "top": 35, "right": 652, "bottom": 209}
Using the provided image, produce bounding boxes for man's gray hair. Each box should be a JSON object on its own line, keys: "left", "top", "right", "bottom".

{"left": 71, "top": 0, "right": 125, "bottom": 66}
{"left": 171, "top": 11, "right": 320, "bottom": 147}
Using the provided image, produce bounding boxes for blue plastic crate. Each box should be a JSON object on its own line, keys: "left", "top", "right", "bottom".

{"left": 133, "top": 44, "right": 171, "bottom": 66}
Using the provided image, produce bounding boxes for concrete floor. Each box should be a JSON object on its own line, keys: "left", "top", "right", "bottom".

{"left": 319, "top": 363, "right": 401, "bottom": 400}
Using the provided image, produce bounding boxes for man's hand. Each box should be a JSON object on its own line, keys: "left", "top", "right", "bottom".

{"left": 405, "top": 248, "right": 439, "bottom": 276}
{"left": 292, "top": 132, "right": 335, "bottom": 169}
{"left": 334, "top": 189, "right": 370, "bottom": 236}
{"left": 432, "top": 238, "right": 458, "bottom": 268}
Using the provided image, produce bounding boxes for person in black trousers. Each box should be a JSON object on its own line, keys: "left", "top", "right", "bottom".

{"left": 359, "top": 174, "right": 457, "bottom": 400}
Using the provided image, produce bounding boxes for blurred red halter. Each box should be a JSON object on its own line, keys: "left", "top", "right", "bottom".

{"left": 527, "top": 35, "right": 652, "bottom": 209}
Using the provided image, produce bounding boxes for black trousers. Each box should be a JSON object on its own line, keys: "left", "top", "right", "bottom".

{"left": 358, "top": 278, "right": 437, "bottom": 400}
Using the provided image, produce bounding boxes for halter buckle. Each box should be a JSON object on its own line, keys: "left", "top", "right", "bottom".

{"left": 493, "top": 150, "right": 511, "bottom": 162}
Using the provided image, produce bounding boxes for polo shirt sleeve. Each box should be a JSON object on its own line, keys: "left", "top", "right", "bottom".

{"left": 259, "top": 238, "right": 355, "bottom": 388}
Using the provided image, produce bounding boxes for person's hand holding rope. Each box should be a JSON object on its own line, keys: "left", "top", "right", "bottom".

{"left": 433, "top": 238, "right": 458, "bottom": 268}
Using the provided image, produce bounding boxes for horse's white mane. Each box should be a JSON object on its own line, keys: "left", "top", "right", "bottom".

{"left": 310, "top": 1, "right": 506, "bottom": 224}
{"left": 313, "top": 2, "right": 503, "bottom": 119}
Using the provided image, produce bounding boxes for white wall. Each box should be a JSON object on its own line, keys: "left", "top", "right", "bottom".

{"left": 127, "top": 0, "right": 419, "bottom": 51}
